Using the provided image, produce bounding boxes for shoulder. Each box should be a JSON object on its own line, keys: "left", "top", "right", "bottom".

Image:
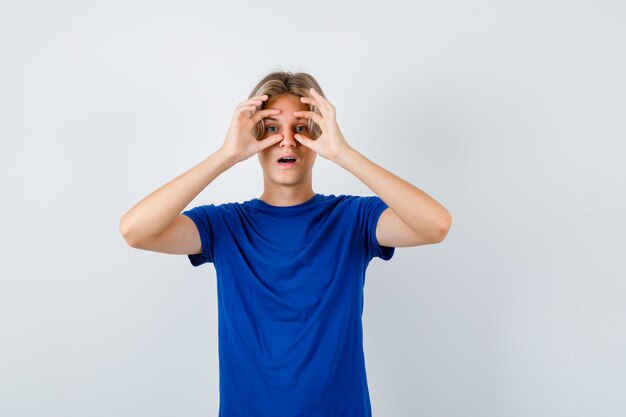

{"left": 319, "top": 195, "right": 388, "bottom": 225}
{"left": 183, "top": 200, "right": 243, "bottom": 220}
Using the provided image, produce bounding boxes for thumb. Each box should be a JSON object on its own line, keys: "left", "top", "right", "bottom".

{"left": 294, "top": 133, "right": 315, "bottom": 148}
{"left": 258, "top": 134, "right": 283, "bottom": 151}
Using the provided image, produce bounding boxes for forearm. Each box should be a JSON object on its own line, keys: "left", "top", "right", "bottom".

{"left": 334, "top": 146, "right": 451, "bottom": 238}
{"left": 119, "top": 149, "right": 236, "bottom": 245}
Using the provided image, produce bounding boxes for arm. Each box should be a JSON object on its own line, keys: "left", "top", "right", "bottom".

{"left": 293, "top": 88, "right": 452, "bottom": 248}
{"left": 119, "top": 94, "right": 284, "bottom": 248}
{"left": 119, "top": 149, "right": 236, "bottom": 247}
{"left": 333, "top": 147, "right": 451, "bottom": 246}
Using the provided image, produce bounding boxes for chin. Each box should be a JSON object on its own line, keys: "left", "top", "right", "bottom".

{"left": 271, "top": 177, "right": 304, "bottom": 185}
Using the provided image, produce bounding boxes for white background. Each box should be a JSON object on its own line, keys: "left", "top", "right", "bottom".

{"left": 1, "top": 0, "right": 624, "bottom": 416}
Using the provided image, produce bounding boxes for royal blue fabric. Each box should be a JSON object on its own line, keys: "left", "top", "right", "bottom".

{"left": 182, "top": 193, "right": 395, "bottom": 417}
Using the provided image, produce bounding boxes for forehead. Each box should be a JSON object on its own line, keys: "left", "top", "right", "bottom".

{"left": 264, "top": 94, "right": 308, "bottom": 110}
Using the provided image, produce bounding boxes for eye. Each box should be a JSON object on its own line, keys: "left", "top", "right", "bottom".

{"left": 295, "top": 125, "right": 308, "bottom": 132}
{"left": 266, "top": 126, "right": 278, "bottom": 133}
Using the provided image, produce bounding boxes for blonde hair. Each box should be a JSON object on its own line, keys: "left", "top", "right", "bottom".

{"left": 248, "top": 71, "right": 325, "bottom": 140}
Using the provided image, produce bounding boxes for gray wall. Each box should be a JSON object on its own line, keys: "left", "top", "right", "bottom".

{"left": 1, "top": 0, "right": 624, "bottom": 416}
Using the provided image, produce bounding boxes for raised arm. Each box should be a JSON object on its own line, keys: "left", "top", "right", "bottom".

{"left": 292, "top": 88, "right": 452, "bottom": 248}
{"left": 119, "top": 94, "right": 284, "bottom": 251}
{"left": 119, "top": 149, "right": 235, "bottom": 249}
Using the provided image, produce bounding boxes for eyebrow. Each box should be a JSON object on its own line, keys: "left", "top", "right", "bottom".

{"left": 264, "top": 117, "right": 307, "bottom": 122}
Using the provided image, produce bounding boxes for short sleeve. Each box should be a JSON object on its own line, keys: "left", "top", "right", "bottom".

{"left": 356, "top": 196, "right": 395, "bottom": 262}
{"left": 181, "top": 204, "right": 220, "bottom": 266}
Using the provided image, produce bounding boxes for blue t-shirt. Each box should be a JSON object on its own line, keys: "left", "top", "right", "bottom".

{"left": 182, "top": 193, "right": 395, "bottom": 417}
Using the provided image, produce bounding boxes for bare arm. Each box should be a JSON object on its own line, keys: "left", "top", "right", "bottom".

{"left": 119, "top": 94, "right": 284, "bottom": 249}
{"left": 119, "top": 150, "right": 236, "bottom": 247}
{"left": 293, "top": 88, "right": 451, "bottom": 247}
{"left": 334, "top": 147, "right": 451, "bottom": 246}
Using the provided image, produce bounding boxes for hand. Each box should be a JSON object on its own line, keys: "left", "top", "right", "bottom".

{"left": 220, "top": 95, "right": 284, "bottom": 164}
{"left": 292, "top": 88, "right": 352, "bottom": 162}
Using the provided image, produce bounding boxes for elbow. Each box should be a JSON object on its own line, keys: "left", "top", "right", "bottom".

{"left": 119, "top": 216, "right": 140, "bottom": 248}
{"left": 435, "top": 212, "right": 452, "bottom": 242}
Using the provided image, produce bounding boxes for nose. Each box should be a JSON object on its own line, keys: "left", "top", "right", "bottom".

{"left": 279, "top": 130, "right": 297, "bottom": 148}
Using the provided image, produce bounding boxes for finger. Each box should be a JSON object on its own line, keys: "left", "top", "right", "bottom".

{"left": 238, "top": 94, "right": 269, "bottom": 106}
{"left": 237, "top": 104, "right": 257, "bottom": 113}
{"left": 235, "top": 104, "right": 257, "bottom": 118}
{"left": 293, "top": 132, "right": 316, "bottom": 147}
{"left": 308, "top": 88, "right": 328, "bottom": 104}
{"left": 257, "top": 134, "right": 283, "bottom": 149}
{"left": 293, "top": 110, "right": 322, "bottom": 125}
{"left": 238, "top": 99, "right": 262, "bottom": 108}
{"left": 249, "top": 108, "right": 281, "bottom": 123}
{"left": 300, "top": 95, "right": 330, "bottom": 116}
{"left": 299, "top": 95, "right": 320, "bottom": 107}
{"left": 308, "top": 88, "right": 334, "bottom": 111}
{"left": 299, "top": 96, "right": 326, "bottom": 117}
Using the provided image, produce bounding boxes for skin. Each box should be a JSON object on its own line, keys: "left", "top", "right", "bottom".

{"left": 120, "top": 87, "right": 451, "bottom": 250}
{"left": 220, "top": 88, "right": 452, "bottom": 247}
{"left": 292, "top": 88, "right": 451, "bottom": 246}
{"left": 226, "top": 88, "right": 452, "bottom": 247}
{"left": 256, "top": 93, "right": 320, "bottom": 206}
{"left": 225, "top": 87, "right": 452, "bottom": 245}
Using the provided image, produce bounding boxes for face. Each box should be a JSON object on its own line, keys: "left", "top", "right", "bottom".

{"left": 257, "top": 94, "right": 317, "bottom": 189}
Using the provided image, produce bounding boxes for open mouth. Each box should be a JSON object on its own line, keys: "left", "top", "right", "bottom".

{"left": 277, "top": 156, "right": 298, "bottom": 168}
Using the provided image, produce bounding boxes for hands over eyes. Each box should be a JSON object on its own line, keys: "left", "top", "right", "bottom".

{"left": 292, "top": 88, "right": 352, "bottom": 162}
{"left": 220, "top": 95, "right": 284, "bottom": 163}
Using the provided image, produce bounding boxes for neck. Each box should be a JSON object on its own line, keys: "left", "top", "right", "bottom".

{"left": 258, "top": 187, "right": 316, "bottom": 207}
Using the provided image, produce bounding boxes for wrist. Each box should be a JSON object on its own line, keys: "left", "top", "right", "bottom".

{"left": 213, "top": 148, "right": 239, "bottom": 168}
{"left": 332, "top": 145, "right": 356, "bottom": 166}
